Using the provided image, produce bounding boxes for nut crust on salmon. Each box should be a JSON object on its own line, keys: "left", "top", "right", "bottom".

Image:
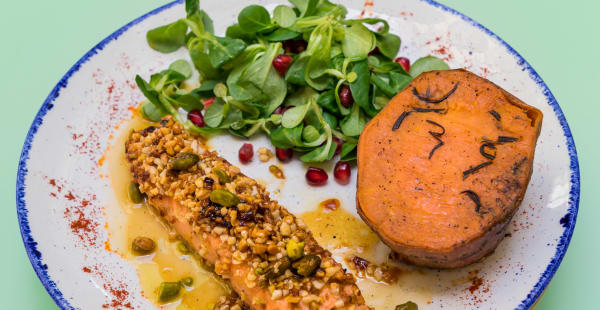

{"left": 357, "top": 69, "right": 543, "bottom": 268}
{"left": 126, "top": 117, "right": 370, "bottom": 309}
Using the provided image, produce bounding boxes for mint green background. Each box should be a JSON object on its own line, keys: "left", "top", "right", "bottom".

{"left": 1, "top": 0, "right": 597, "bottom": 308}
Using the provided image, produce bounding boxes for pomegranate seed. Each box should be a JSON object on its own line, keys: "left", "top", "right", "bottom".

{"left": 333, "top": 161, "right": 351, "bottom": 185}
{"left": 338, "top": 85, "right": 354, "bottom": 108}
{"left": 203, "top": 97, "right": 215, "bottom": 108}
{"left": 282, "top": 40, "right": 294, "bottom": 53}
{"left": 273, "top": 105, "right": 293, "bottom": 115}
{"left": 187, "top": 109, "right": 205, "bottom": 127}
{"left": 275, "top": 147, "right": 293, "bottom": 162}
{"left": 332, "top": 137, "right": 343, "bottom": 156}
{"left": 238, "top": 143, "right": 253, "bottom": 164}
{"left": 272, "top": 54, "right": 293, "bottom": 76}
{"left": 395, "top": 57, "right": 411, "bottom": 72}
{"left": 283, "top": 39, "right": 308, "bottom": 53}
{"left": 306, "top": 167, "right": 328, "bottom": 186}
{"left": 368, "top": 46, "right": 380, "bottom": 56}
{"left": 294, "top": 40, "right": 307, "bottom": 53}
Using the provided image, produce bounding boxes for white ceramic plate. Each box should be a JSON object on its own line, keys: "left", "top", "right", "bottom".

{"left": 17, "top": 0, "right": 579, "bottom": 309}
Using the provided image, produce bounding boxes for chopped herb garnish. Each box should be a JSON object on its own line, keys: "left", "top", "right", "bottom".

{"left": 462, "top": 161, "right": 492, "bottom": 179}
{"left": 479, "top": 143, "right": 497, "bottom": 160}
{"left": 488, "top": 110, "right": 501, "bottom": 121}
{"left": 412, "top": 82, "right": 459, "bottom": 104}
{"left": 412, "top": 107, "right": 445, "bottom": 113}
{"left": 426, "top": 120, "right": 445, "bottom": 135}
{"left": 497, "top": 136, "right": 518, "bottom": 143}
{"left": 392, "top": 111, "right": 411, "bottom": 131}
{"left": 460, "top": 190, "right": 482, "bottom": 213}
{"left": 426, "top": 120, "right": 445, "bottom": 159}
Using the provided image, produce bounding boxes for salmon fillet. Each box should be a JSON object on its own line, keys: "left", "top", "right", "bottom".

{"left": 125, "top": 117, "right": 370, "bottom": 310}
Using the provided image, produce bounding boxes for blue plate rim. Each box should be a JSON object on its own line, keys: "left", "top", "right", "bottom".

{"left": 15, "top": 0, "right": 580, "bottom": 309}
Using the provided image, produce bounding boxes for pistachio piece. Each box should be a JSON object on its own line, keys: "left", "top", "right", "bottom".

{"left": 265, "top": 256, "right": 291, "bottom": 279}
{"left": 131, "top": 236, "right": 155, "bottom": 255}
{"left": 158, "top": 281, "right": 181, "bottom": 302}
{"left": 169, "top": 152, "right": 199, "bottom": 171}
{"left": 180, "top": 276, "right": 194, "bottom": 287}
{"left": 128, "top": 181, "right": 144, "bottom": 203}
{"left": 292, "top": 254, "right": 321, "bottom": 277}
{"left": 395, "top": 301, "right": 418, "bottom": 310}
{"left": 285, "top": 239, "right": 305, "bottom": 261}
{"left": 209, "top": 189, "right": 240, "bottom": 207}
{"left": 177, "top": 241, "right": 191, "bottom": 254}
{"left": 212, "top": 167, "right": 231, "bottom": 184}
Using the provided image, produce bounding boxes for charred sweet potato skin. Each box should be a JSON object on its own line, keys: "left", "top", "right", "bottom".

{"left": 356, "top": 69, "right": 542, "bottom": 268}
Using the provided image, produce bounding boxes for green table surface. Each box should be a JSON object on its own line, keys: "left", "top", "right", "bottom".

{"left": 1, "top": 0, "right": 597, "bottom": 308}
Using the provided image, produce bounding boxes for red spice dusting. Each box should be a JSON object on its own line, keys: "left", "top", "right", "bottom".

{"left": 64, "top": 192, "right": 76, "bottom": 201}
{"left": 468, "top": 276, "right": 483, "bottom": 293}
{"left": 434, "top": 46, "right": 447, "bottom": 55}
{"left": 82, "top": 264, "right": 135, "bottom": 309}
{"left": 46, "top": 177, "right": 101, "bottom": 248}
{"left": 49, "top": 179, "right": 62, "bottom": 192}
{"left": 432, "top": 44, "right": 454, "bottom": 62}
{"left": 125, "top": 79, "right": 137, "bottom": 90}
{"left": 70, "top": 63, "right": 143, "bottom": 176}
{"left": 480, "top": 66, "right": 490, "bottom": 77}
{"left": 65, "top": 198, "right": 99, "bottom": 247}
{"left": 102, "top": 283, "right": 134, "bottom": 309}
{"left": 42, "top": 54, "right": 141, "bottom": 309}
{"left": 457, "top": 270, "right": 494, "bottom": 307}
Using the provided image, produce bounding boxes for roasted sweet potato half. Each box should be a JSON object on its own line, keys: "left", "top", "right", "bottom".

{"left": 356, "top": 69, "right": 542, "bottom": 268}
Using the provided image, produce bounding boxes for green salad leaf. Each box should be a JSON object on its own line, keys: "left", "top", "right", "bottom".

{"left": 238, "top": 5, "right": 273, "bottom": 33}
{"left": 410, "top": 55, "right": 451, "bottom": 77}
{"left": 342, "top": 23, "right": 376, "bottom": 59}
{"left": 146, "top": 19, "right": 188, "bottom": 53}
{"left": 137, "top": 1, "right": 451, "bottom": 163}
{"left": 273, "top": 5, "right": 297, "bottom": 28}
{"left": 169, "top": 59, "right": 192, "bottom": 79}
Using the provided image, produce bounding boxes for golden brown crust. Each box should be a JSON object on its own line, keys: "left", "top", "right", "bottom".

{"left": 356, "top": 69, "right": 543, "bottom": 268}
